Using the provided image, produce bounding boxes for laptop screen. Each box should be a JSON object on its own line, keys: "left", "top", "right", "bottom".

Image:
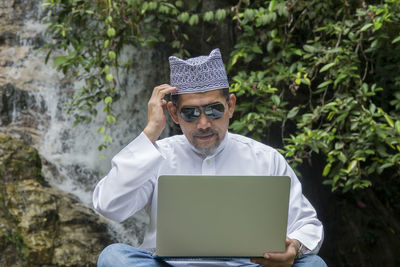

{"left": 156, "top": 175, "right": 290, "bottom": 257}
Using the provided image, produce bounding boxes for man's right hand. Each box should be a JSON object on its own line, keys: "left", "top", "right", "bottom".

{"left": 143, "top": 84, "right": 178, "bottom": 143}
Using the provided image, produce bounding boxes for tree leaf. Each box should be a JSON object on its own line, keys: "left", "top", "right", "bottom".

{"left": 53, "top": 56, "right": 68, "bottom": 67}
{"left": 317, "top": 80, "right": 333, "bottom": 89}
{"left": 378, "top": 107, "right": 394, "bottom": 127}
{"left": 347, "top": 160, "right": 358, "bottom": 173}
{"left": 203, "top": 11, "right": 214, "bottom": 22}
{"left": 105, "top": 74, "right": 114, "bottom": 82}
{"left": 322, "top": 163, "right": 331, "bottom": 176}
{"left": 271, "top": 95, "right": 280, "bottom": 106}
{"left": 215, "top": 9, "right": 226, "bottom": 21}
{"left": 287, "top": 106, "right": 299, "bottom": 119}
{"left": 108, "top": 51, "right": 116, "bottom": 60}
{"left": 97, "top": 127, "right": 105, "bottom": 134}
{"left": 303, "top": 44, "right": 315, "bottom": 53}
{"left": 320, "top": 62, "right": 335, "bottom": 73}
{"left": 244, "top": 9, "right": 254, "bottom": 21}
{"left": 103, "top": 39, "right": 110, "bottom": 49}
{"left": 392, "top": 35, "right": 400, "bottom": 44}
{"left": 252, "top": 45, "right": 263, "bottom": 54}
{"left": 395, "top": 121, "right": 400, "bottom": 135}
{"left": 107, "top": 115, "right": 116, "bottom": 124}
{"left": 384, "top": 114, "right": 394, "bottom": 127}
{"left": 268, "top": 0, "right": 276, "bottom": 12}
{"left": 178, "top": 12, "right": 189, "bottom": 23}
{"left": 188, "top": 14, "right": 199, "bottom": 26}
{"left": 107, "top": 27, "right": 116, "bottom": 38}
{"left": 104, "top": 96, "right": 113, "bottom": 104}
{"left": 360, "top": 23, "right": 373, "bottom": 32}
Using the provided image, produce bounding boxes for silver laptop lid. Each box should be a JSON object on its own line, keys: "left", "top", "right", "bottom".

{"left": 156, "top": 175, "right": 290, "bottom": 257}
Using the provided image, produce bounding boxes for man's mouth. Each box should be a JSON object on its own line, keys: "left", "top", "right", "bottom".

{"left": 193, "top": 129, "right": 219, "bottom": 142}
{"left": 194, "top": 133, "right": 214, "bottom": 140}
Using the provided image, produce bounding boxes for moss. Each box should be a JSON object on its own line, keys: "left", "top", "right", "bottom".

{"left": 0, "top": 229, "right": 29, "bottom": 264}
{"left": 0, "top": 185, "right": 15, "bottom": 223}
{"left": 0, "top": 163, "right": 5, "bottom": 176}
{"left": 0, "top": 134, "right": 47, "bottom": 186}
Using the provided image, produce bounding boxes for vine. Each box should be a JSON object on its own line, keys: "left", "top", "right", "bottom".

{"left": 42, "top": 0, "right": 400, "bottom": 194}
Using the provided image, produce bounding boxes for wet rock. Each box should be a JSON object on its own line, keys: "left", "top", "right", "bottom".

{"left": 0, "top": 0, "right": 44, "bottom": 146}
{"left": 0, "top": 0, "right": 68, "bottom": 146}
{"left": 0, "top": 134, "right": 114, "bottom": 266}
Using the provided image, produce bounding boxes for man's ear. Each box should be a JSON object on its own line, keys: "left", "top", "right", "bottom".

{"left": 167, "top": 102, "right": 180, "bottom": 124}
{"left": 227, "top": 93, "right": 236, "bottom": 119}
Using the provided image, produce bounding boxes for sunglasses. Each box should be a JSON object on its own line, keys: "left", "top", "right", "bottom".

{"left": 179, "top": 102, "right": 225, "bottom": 122}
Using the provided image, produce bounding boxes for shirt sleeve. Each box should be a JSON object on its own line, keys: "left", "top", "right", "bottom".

{"left": 92, "top": 132, "right": 165, "bottom": 222}
{"left": 272, "top": 151, "right": 324, "bottom": 254}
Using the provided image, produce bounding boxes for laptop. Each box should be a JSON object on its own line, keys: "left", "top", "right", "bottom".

{"left": 156, "top": 175, "right": 291, "bottom": 258}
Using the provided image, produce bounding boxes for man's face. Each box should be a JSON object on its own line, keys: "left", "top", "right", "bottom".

{"left": 167, "top": 89, "right": 236, "bottom": 155}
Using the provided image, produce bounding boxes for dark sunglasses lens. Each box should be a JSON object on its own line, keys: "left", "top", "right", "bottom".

{"left": 205, "top": 103, "right": 225, "bottom": 119}
{"left": 180, "top": 103, "right": 225, "bottom": 122}
{"left": 180, "top": 107, "right": 200, "bottom": 122}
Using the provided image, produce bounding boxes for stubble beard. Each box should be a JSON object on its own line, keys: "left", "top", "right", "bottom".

{"left": 192, "top": 129, "right": 220, "bottom": 156}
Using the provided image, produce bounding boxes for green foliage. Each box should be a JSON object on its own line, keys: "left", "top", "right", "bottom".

{"left": 228, "top": 0, "right": 400, "bottom": 193}
{"left": 42, "top": 0, "right": 400, "bottom": 193}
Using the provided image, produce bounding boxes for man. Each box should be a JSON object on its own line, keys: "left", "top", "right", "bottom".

{"left": 93, "top": 49, "right": 327, "bottom": 266}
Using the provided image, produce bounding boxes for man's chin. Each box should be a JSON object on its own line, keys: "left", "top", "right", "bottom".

{"left": 194, "top": 145, "right": 218, "bottom": 156}
{"left": 191, "top": 132, "right": 221, "bottom": 156}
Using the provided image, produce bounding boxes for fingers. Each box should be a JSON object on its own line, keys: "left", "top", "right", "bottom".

{"left": 250, "top": 257, "right": 271, "bottom": 266}
{"left": 263, "top": 251, "right": 291, "bottom": 263}
{"left": 250, "top": 254, "right": 294, "bottom": 267}
{"left": 152, "top": 84, "right": 177, "bottom": 100}
{"left": 250, "top": 258, "right": 265, "bottom": 265}
{"left": 148, "top": 84, "right": 177, "bottom": 116}
{"left": 143, "top": 85, "right": 177, "bottom": 143}
{"left": 264, "top": 244, "right": 297, "bottom": 262}
{"left": 250, "top": 252, "right": 286, "bottom": 266}
{"left": 250, "top": 238, "right": 298, "bottom": 267}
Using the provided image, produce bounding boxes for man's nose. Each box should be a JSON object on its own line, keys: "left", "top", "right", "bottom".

{"left": 196, "top": 113, "right": 212, "bottom": 129}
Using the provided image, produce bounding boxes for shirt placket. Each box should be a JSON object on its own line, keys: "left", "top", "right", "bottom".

{"left": 201, "top": 156, "right": 216, "bottom": 175}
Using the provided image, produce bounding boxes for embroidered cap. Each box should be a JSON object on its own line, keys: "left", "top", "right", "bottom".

{"left": 169, "top": 48, "right": 229, "bottom": 94}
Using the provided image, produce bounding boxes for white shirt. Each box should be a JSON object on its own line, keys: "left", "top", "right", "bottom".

{"left": 93, "top": 132, "right": 324, "bottom": 255}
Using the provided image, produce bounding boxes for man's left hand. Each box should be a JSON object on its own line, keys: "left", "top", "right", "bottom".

{"left": 250, "top": 238, "right": 300, "bottom": 267}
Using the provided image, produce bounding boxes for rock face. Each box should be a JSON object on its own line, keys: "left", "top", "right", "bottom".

{"left": 0, "top": 0, "right": 58, "bottom": 145}
{"left": 0, "top": 134, "right": 114, "bottom": 266}
{"left": 0, "top": 0, "right": 154, "bottom": 256}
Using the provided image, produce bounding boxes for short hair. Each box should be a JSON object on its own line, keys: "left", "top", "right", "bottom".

{"left": 170, "top": 88, "right": 230, "bottom": 106}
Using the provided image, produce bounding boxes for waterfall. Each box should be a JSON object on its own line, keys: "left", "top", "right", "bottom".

{"left": 0, "top": 0, "right": 170, "bottom": 246}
